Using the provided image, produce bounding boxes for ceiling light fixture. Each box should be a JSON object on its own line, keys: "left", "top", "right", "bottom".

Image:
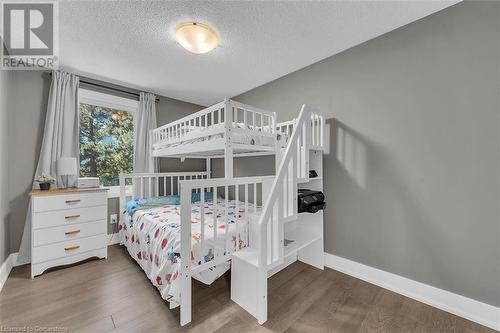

{"left": 175, "top": 22, "right": 219, "bottom": 54}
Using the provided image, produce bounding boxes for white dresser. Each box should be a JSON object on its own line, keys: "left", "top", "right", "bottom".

{"left": 29, "top": 188, "right": 108, "bottom": 278}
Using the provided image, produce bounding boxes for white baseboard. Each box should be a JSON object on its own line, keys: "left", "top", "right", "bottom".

{"left": 324, "top": 253, "right": 500, "bottom": 331}
{"left": 12, "top": 253, "right": 29, "bottom": 267}
{"left": 0, "top": 253, "right": 16, "bottom": 292}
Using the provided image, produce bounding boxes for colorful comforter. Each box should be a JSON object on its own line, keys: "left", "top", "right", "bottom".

{"left": 119, "top": 198, "right": 256, "bottom": 305}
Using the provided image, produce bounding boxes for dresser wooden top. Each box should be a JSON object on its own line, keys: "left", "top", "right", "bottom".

{"left": 29, "top": 187, "right": 109, "bottom": 196}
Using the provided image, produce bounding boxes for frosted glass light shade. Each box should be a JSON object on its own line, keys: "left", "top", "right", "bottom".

{"left": 175, "top": 22, "right": 219, "bottom": 54}
{"left": 57, "top": 157, "right": 77, "bottom": 175}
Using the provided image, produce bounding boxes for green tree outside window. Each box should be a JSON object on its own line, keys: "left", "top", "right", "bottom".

{"left": 79, "top": 103, "right": 134, "bottom": 186}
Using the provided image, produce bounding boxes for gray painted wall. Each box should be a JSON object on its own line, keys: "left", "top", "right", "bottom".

{"left": 232, "top": 1, "right": 500, "bottom": 307}
{"left": 6, "top": 71, "right": 49, "bottom": 259}
{"left": 5, "top": 71, "right": 203, "bottom": 251}
{"left": 0, "top": 66, "right": 12, "bottom": 262}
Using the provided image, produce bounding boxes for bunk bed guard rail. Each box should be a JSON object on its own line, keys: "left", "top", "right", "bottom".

{"left": 118, "top": 172, "right": 210, "bottom": 216}
{"left": 151, "top": 99, "right": 276, "bottom": 152}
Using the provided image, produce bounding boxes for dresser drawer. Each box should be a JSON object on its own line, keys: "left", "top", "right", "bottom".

{"left": 32, "top": 191, "right": 107, "bottom": 213}
{"left": 32, "top": 234, "right": 107, "bottom": 264}
{"left": 33, "top": 220, "right": 106, "bottom": 247}
{"left": 32, "top": 205, "right": 106, "bottom": 229}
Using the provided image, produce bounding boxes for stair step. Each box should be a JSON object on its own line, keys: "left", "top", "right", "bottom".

{"left": 232, "top": 247, "right": 258, "bottom": 267}
{"left": 282, "top": 215, "right": 297, "bottom": 224}
{"left": 284, "top": 229, "right": 322, "bottom": 258}
{"left": 232, "top": 247, "right": 287, "bottom": 272}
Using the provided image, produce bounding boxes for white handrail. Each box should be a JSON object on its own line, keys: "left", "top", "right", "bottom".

{"left": 258, "top": 105, "right": 310, "bottom": 263}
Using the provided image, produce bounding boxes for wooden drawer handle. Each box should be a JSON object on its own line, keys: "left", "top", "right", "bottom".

{"left": 65, "top": 214, "right": 80, "bottom": 220}
{"left": 64, "top": 245, "right": 80, "bottom": 251}
{"left": 65, "top": 199, "right": 81, "bottom": 204}
{"left": 65, "top": 229, "right": 80, "bottom": 235}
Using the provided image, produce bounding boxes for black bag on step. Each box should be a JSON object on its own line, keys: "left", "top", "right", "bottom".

{"left": 297, "top": 189, "right": 326, "bottom": 213}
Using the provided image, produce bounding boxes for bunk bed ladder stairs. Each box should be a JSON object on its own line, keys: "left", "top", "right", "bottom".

{"left": 231, "top": 105, "right": 323, "bottom": 324}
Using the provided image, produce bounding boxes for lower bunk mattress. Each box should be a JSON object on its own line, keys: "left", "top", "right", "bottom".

{"left": 119, "top": 197, "right": 256, "bottom": 306}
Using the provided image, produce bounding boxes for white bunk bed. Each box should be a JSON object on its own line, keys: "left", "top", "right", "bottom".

{"left": 119, "top": 99, "right": 326, "bottom": 326}
{"left": 152, "top": 99, "right": 283, "bottom": 161}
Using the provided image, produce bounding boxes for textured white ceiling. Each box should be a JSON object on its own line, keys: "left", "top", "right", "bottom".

{"left": 59, "top": 1, "right": 459, "bottom": 106}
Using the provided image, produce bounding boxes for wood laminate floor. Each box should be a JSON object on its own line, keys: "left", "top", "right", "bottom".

{"left": 0, "top": 245, "right": 495, "bottom": 333}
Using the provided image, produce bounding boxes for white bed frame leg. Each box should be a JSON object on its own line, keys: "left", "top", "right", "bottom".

{"left": 230, "top": 252, "right": 268, "bottom": 325}
{"left": 180, "top": 185, "right": 193, "bottom": 326}
{"left": 180, "top": 275, "right": 192, "bottom": 326}
{"left": 256, "top": 225, "right": 268, "bottom": 325}
{"left": 256, "top": 269, "right": 267, "bottom": 324}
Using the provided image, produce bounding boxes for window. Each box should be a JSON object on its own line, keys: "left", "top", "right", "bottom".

{"left": 79, "top": 89, "right": 138, "bottom": 188}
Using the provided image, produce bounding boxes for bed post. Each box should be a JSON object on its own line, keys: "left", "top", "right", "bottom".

{"left": 206, "top": 158, "right": 211, "bottom": 179}
{"left": 256, "top": 222, "right": 268, "bottom": 324}
{"left": 180, "top": 183, "right": 192, "bottom": 326}
{"left": 119, "top": 175, "right": 126, "bottom": 224}
{"left": 224, "top": 98, "right": 233, "bottom": 178}
{"left": 272, "top": 111, "right": 280, "bottom": 174}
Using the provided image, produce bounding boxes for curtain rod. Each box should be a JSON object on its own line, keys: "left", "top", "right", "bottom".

{"left": 48, "top": 72, "right": 160, "bottom": 103}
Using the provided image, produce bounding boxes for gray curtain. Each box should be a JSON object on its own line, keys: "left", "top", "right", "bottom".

{"left": 17, "top": 71, "right": 80, "bottom": 263}
{"left": 134, "top": 92, "right": 157, "bottom": 173}
{"left": 35, "top": 71, "right": 80, "bottom": 187}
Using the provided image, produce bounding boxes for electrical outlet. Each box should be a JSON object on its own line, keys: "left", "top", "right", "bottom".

{"left": 110, "top": 214, "right": 118, "bottom": 224}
